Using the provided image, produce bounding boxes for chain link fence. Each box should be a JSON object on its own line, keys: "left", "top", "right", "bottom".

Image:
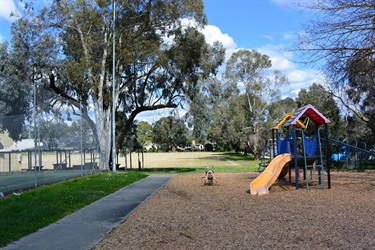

{"left": 0, "top": 86, "right": 100, "bottom": 195}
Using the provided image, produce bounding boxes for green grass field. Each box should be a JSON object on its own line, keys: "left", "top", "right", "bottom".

{"left": 0, "top": 172, "right": 147, "bottom": 247}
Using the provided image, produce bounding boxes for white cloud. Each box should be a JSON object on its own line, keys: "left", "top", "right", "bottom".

{"left": 258, "top": 44, "right": 295, "bottom": 71}
{"left": 198, "top": 23, "right": 326, "bottom": 100}
{"left": 283, "top": 32, "right": 294, "bottom": 40}
{"left": 197, "top": 23, "right": 324, "bottom": 99}
{"left": 199, "top": 24, "right": 240, "bottom": 78}
{"left": 201, "top": 25, "right": 237, "bottom": 60}
{"left": 288, "top": 69, "right": 309, "bottom": 82}
{"left": 271, "top": 56, "right": 295, "bottom": 71}
{"left": 255, "top": 42, "right": 326, "bottom": 98}
{"left": 282, "top": 69, "right": 324, "bottom": 98}
{"left": 136, "top": 108, "right": 186, "bottom": 125}
{"left": 262, "top": 34, "right": 274, "bottom": 42}
{"left": 178, "top": 20, "right": 238, "bottom": 61}
{"left": 0, "top": 0, "right": 20, "bottom": 22}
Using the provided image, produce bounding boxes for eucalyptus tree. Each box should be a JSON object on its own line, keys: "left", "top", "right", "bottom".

{"left": 224, "top": 49, "right": 288, "bottom": 159}
{"left": 206, "top": 77, "right": 239, "bottom": 151}
{"left": 226, "top": 94, "right": 250, "bottom": 153}
{"left": 135, "top": 121, "right": 153, "bottom": 148}
{"left": 0, "top": 17, "right": 57, "bottom": 141}
{"left": 152, "top": 116, "right": 188, "bottom": 151}
{"left": 13, "top": 0, "right": 224, "bottom": 170}
{"left": 0, "top": 3, "right": 65, "bottom": 143}
{"left": 295, "top": 0, "right": 375, "bottom": 139}
{"left": 267, "top": 97, "right": 297, "bottom": 127}
{"left": 0, "top": 43, "right": 29, "bottom": 140}
{"left": 183, "top": 41, "right": 225, "bottom": 140}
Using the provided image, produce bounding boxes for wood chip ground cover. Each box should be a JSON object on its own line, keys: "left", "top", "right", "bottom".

{"left": 94, "top": 171, "right": 375, "bottom": 249}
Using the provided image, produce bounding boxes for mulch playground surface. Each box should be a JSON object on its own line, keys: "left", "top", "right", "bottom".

{"left": 95, "top": 170, "right": 375, "bottom": 249}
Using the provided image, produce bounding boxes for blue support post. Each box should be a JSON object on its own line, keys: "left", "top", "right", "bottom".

{"left": 325, "top": 123, "right": 331, "bottom": 189}
{"left": 292, "top": 125, "right": 299, "bottom": 189}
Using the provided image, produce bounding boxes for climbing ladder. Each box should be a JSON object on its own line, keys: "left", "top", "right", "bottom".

{"left": 257, "top": 139, "right": 272, "bottom": 172}
{"left": 302, "top": 128, "right": 326, "bottom": 190}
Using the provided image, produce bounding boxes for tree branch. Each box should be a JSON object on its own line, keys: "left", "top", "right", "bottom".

{"left": 116, "top": 102, "right": 178, "bottom": 153}
{"left": 326, "top": 90, "right": 369, "bottom": 123}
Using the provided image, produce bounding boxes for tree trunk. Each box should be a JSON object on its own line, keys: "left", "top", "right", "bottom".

{"left": 93, "top": 103, "right": 112, "bottom": 171}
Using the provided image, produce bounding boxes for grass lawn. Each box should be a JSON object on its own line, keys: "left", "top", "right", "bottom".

{"left": 0, "top": 171, "right": 147, "bottom": 247}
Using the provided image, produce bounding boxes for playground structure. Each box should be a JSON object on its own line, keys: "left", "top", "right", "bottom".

{"left": 329, "top": 137, "right": 375, "bottom": 169}
{"left": 257, "top": 114, "right": 306, "bottom": 172}
{"left": 250, "top": 104, "right": 331, "bottom": 195}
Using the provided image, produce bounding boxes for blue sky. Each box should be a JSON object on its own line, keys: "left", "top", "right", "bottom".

{"left": 202, "top": 0, "right": 322, "bottom": 94}
{"left": 204, "top": 0, "right": 304, "bottom": 49}
{"left": 0, "top": 0, "right": 322, "bottom": 123}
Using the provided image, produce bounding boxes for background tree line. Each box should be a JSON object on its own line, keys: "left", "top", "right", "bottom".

{"left": 0, "top": 0, "right": 374, "bottom": 166}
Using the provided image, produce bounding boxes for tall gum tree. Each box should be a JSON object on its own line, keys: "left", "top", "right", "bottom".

{"left": 0, "top": 12, "right": 59, "bottom": 141}
{"left": 32, "top": 0, "right": 223, "bottom": 170}
{"left": 295, "top": 0, "right": 375, "bottom": 140}
{"left": 225, "top": 49, "right": 288, "bottom": 159}
{"left": 184, "top": 41, "right": 225, "bottom": 140}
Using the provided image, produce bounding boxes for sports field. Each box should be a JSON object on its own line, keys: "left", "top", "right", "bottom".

{"left": 119, "top": 151, "right": 253, "bottom": 170}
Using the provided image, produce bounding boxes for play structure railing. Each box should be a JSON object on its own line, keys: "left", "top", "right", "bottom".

{"left": 326, "top": 138, "right": 375, "bottom": 169}
{"left": 257, "top": 131, "right": 289, "bottom": 172}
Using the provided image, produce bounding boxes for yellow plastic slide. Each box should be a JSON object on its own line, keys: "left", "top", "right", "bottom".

{"left": 250, "top": 153, "right": 292, "bottom": 195}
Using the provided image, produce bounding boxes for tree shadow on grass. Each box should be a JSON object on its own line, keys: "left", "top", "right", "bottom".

{"left": 222, "top": 152, "right": 255, "bottom": 161}
{"left": 124, "top": 168, "right": 200, "bottom": 174}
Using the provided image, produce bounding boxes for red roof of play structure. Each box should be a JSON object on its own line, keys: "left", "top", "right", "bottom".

{"left": 284, "top": 104, "right": 331, "bottom": 127}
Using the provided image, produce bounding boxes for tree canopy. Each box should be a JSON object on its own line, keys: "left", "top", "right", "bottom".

{"left": 296, "top": 83, "right": 341, "bottom": 132}
{"left": 152, "top": 116, "right": 188, "bottom": 151}
{"left": 3, "top": 0, "right": 374, "bottom": 163}
{"left": 4, "top": 0, "right": 224, "bottom": 169}
{"left": 0, "top": 41, "right": 32, "bottom": 141}
{"left": 222, "top": 49, "right": 289, "bottom": 158}
{"left": 296, "top": 0, "right": 375, "bottom": 139}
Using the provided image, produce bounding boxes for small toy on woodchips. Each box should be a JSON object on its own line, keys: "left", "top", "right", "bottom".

{"left": 203, "top": 166, "right": 218, "bottom": 185}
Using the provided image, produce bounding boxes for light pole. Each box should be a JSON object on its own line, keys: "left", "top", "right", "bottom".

{"left": 33, "top": 65, "right": 37, "bottom": 186}
{"left": 80, "top": 101, "right": 83, "bottom": 176}
{"left": 112, "top": 0, "right": 117, "bottom": 172}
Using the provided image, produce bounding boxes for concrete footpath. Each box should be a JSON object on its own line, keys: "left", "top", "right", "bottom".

{"left": 3, "top": 174, "right": 175, "bottom": 250}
